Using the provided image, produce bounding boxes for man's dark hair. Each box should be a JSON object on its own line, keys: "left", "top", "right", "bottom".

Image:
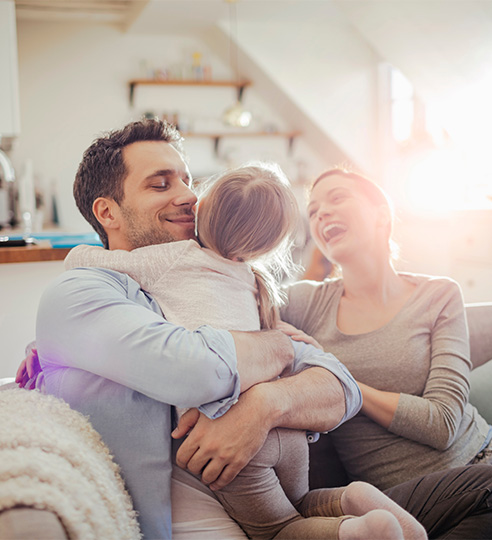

{"left": 73, "top": 119, "right": 184, "bottom": 248}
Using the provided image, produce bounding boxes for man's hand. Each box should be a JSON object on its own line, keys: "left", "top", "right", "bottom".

{"left": 15, "top": 346, "right": 41, "bottom": 389}
{"left": 172, "top": 387, "right": 272, "bottom": 491}
{"left": 172, "top": 408, "right": 201, "bottom": 439}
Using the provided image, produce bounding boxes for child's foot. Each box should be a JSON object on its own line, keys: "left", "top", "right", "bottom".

{"left": 339, "top": 509, "right": 404, "bottom": 540}
{"left": 341, "top": 481, "right": 427, "bottom": 539}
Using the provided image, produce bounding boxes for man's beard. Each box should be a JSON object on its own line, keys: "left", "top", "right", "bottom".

{"left": 120, "top": 206, "right": 176, "bottom": 249}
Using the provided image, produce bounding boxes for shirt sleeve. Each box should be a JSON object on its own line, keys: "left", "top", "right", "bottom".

{"left": 36, "top": 267, "right": 241, "bottom": 419}
{"left": 388, "top": 279, "right": 472, "bottom": 450}
{"left": 290, "top": 339, "right": 362, "bottom": 429}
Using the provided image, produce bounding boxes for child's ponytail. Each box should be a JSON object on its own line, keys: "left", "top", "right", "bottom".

{"left": 252, "top": 265, "right": 284, "bottom": 330}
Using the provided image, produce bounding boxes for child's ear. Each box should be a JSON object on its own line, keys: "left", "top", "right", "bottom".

{"left": 92, "top": 197, "right": 121, "bottom": 230}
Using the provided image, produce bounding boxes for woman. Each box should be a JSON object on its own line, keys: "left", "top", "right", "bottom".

{"left": 280, "top": 168, "right": 492, "bottom": 491}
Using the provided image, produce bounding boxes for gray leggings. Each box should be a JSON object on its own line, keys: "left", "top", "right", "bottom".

{"left": 215, "top": 428, "right": 349, "bottom": 540}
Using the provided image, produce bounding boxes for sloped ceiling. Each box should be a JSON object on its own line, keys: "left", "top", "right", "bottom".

{"left": 337, "top": 0, "right": 492, "bottom": 108}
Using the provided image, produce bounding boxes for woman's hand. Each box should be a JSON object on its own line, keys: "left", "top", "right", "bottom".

{"left": 276, "top": 320, "right": 324, "bottom": 350}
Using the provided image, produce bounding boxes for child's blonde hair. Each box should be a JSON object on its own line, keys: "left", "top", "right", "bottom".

{"left": 197, "top": 163, "right": 300, "bottom": 329}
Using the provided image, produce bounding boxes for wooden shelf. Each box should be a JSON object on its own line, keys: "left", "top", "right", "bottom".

{"left": 128, "top": 78, "right": 251, "bottom": 105}
{"left": 182, "top": 130, "right": 301, "bottom": 138}
{"left": 182, "top": 130, "right": 302, "bottom": 155}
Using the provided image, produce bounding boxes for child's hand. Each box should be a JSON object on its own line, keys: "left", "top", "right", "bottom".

{"left": 276, "top": 321, "right": 324, "bottom": 350}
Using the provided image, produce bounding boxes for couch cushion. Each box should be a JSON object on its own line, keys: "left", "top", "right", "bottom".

{"left": 0, "top": 508, "right": 67, "bottom": 539}
{"left": 470, "top": 360, "right": 492, "bottom": 424}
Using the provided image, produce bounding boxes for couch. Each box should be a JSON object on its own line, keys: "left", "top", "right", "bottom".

{"left": 1, "top": 303, "right": 491, "bottom": 539}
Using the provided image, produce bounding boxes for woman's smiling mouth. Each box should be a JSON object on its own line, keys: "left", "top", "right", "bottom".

{"left": 322, "top": 223, "right": 347, "bottom": 243}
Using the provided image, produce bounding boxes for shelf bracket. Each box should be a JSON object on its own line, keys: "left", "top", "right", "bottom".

{"left": 129, "top": 82, "right": 136, "bottom": 107}
{"left": 237, "top": 84, "right": 246, "bottom": 103}
{"left": 288, "top": 134, "right": 297, "bottom": 156}
{"left": 213, "top": 136, "right": 221, "bottom": 156}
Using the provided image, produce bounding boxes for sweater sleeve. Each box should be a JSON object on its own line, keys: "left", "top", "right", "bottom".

{"left": 64, "top": 242, "right": 189, "bottom": 292}
{"left": 388, "top": 279, "right": 472, "bottom": 450}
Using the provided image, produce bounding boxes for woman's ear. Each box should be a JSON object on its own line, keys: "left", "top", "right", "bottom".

{"left": 376, "top": 204, "right": 392, "bottom": 229}
{"left": 92, "top": 197, "right": 121, "bottom": 230}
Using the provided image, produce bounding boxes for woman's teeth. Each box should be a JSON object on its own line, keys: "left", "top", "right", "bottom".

{"left": 322, "top": 223, "right": 347, "bottom": 242}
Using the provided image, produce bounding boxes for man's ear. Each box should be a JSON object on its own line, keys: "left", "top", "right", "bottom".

{"left": 92, "top": 197, "right": 121, "bottom": 230}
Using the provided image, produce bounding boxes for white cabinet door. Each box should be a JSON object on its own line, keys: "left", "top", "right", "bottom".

{"left": 0, "top": 1, "right": 21, "bottom": 137}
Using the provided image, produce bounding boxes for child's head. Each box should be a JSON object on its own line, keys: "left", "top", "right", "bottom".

{"left": 197, "top": 163, "right": 299, "bottom": 266}
{"left": 197, "top": 163, "right": 300, "bottom": 330}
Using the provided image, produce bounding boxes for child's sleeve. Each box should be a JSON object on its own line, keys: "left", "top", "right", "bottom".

{"left": 64, "top": 243, "right": 187, "bottom": 291}
{"left": 64, "top": 244, "right": 151, "bottom": 289}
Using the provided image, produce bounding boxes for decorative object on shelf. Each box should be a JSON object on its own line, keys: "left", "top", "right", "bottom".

{"left": 223, "top": 101, "right": 251, "bottom": 128}
{"left": 222, "top": 0, "right": 252, "bottom": 128}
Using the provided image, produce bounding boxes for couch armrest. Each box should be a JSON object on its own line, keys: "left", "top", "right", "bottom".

{"left": 466, "top": 303, "right": 492, "bottom": 369}
{"left": 0, "top": 508, "right": 67, "bottom": 539}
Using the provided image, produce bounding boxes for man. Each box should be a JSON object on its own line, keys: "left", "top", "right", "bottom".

{"left": 19, "top": 119, "right": 492, "bottom": 539}
{"left": 24, "top": 119, "right": 360, "bottom": 539}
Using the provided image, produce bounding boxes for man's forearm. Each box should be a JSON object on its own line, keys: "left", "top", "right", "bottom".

{"left": 231, "top": 330, "right": 294, "bottom": 393}
{"left": 242, "top": 366, "right": 347, "bottom": 433}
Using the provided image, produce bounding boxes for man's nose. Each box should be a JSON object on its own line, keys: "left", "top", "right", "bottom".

{"left": 174, "top": 184, "right": 197, "bottom": 206}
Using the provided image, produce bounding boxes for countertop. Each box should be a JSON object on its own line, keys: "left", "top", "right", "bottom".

{"left": 0, "top": 244, "right": 70, "bottom": 263}
{"left": 0, "top": 232, "right": 101, "bottom": 263}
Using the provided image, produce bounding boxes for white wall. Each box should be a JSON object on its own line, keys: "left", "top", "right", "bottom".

{"left": 395, "top": 210, "right": 492, "bottom": 303}
{"left": 234, "top": 6, "right": 381, "bottom": 177}
{"left": 11, "top": 19, "right": 323, "bottom": 233}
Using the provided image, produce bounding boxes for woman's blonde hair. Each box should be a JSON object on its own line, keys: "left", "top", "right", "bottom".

{"left": 197, "top": 163, "right": 300, "bottom": 329}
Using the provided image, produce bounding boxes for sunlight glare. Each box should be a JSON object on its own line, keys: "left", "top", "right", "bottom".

{"left": 404, "top": 149, "right": 467, "bottom": 213}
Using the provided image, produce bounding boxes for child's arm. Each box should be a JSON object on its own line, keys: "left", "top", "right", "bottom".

{"left": 64, "top": 243, "right": 184, "bottom": 291}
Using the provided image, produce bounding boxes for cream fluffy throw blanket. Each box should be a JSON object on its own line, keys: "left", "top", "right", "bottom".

{"left": 0, "top": 388, "right": 141, "bottom": 539}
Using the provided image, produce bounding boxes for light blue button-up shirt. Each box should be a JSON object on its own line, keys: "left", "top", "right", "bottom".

{"left": 36, "top": 267, "right": 361, "bottom": 539}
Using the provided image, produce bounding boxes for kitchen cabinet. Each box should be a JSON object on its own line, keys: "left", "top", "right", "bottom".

{"left": 0, "top": 1, "right": 21, "bottom": 137}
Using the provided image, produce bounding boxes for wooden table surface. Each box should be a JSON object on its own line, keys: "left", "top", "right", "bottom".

{"left": 0, "top": 245, "right": 70, "bottom": 264}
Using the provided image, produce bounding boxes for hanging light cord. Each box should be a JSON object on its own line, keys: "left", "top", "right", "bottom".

{"left": 227, "top": 0, "right": 239, "bottom": 83}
